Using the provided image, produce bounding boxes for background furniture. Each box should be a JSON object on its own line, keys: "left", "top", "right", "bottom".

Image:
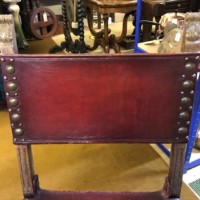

{"left": 141, "top": 0, "right": 198, "bottom": 42}
{"left": 84, "top": 0, "right": 137, "bottom": 53}
{"left": 142, "top": 0, "right": 165, "bottom": 41}
{"left": 3, "top": 0, "right": 29, "bottom": 48}
{"left": 19, "top": 0, "right": 58, "bottom": 39}
{"left": 49, "top": 0, "right": 87, "bottom": 54}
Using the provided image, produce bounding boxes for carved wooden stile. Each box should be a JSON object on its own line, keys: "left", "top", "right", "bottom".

{"left": 3, "top": 0, "right": 29, "bottom": 48}
{"left": 0, "top": 14, "right": 35, "bottom": 198}
{"left": 0, "top": 14, "right": 18, "bottom": 54}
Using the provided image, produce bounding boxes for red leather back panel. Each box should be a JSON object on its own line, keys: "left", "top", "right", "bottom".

{"left": 1, "top": 54, "right": 198, "bottom": 144}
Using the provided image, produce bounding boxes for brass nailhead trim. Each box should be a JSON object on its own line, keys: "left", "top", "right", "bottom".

{"left": 178, "top": 59, "right": 196, "bottom": 136}
{"left": 181, "top": 97, "right": 191, "bottom": 106}
{"left": 5, "top": 65, "right": 15, "bottom": 74}
{"left": 11, "top": 113, "right": 20, "bottom": 122}
{"left": 185, "top": 62, "right": 195, "bottom": 71}
{"left": 14, "top": 128, "right": 23, "bottom": 136}
{"left": 8, "top": 97, "right": 19, "bottom": 107}
{"left": 182, "top": 80, "right": 194, "bottom": 89}
{"left": 178, "top": 127, "right": 188, "bottom": 135}
{"left": 179, "top": 112, "right": 190, "bottom": 120}
{"left": 7, "top": 81, "right": 17, "bottom": 91}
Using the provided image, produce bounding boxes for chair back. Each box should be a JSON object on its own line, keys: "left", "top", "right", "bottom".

{"left": 1, "top": 53, "right": 199, "bottom": 199}
{"left": 1, "top": 54, "right": 198, "bottom": 145}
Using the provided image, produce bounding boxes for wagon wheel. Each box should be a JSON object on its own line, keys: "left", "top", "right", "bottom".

{"left": 30, "top": 7, "right": 58, "bottom": 39}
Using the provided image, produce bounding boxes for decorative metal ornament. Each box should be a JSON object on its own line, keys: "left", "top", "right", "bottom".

{"left": 178, "top": 127, "right": 188, "bottom": 135}
{"left": 182, "top": 80, "right": 194, "bottom": 89}
{"left": 14, "top": 128, "right": 23, "bottom": 136}
{"left": 182, "top": 74, "right": 186, "bottom": 78}
{"left": 0, "top": 58, "right": 5, "bottom": 62}
{"left": 5, "top": 64, "right": 15, "bottom": 74}
{"left": 190, "top": 90, "right": 194, "bottom": 95}
{"left": 7, "top": 81, "right": 17, "bottom": 91}
{"left": 185, "top": 62, "right": 195, "bottom": 71}
{"left": 10, "top": 58, "right": 14, "bottom": 62}
{"left": 11, "top": 113, "right": 20, "bottom": 122}
{"left": 181, "top": 97, "right": 191, "bottom": 106}
{"left": 192, "top": 74, "right": 197, "bottom": 79}
{"left": 8, "top": 97, "right": 19, "bottom": 107}
{"left": 179, "top": 112, "right": 189, "bottom": 120}
{"left": 186, "top": 121, "right": 190, "bottom": 125}
{"left": 177, "top": 58, "right": 197, "bottom": 137}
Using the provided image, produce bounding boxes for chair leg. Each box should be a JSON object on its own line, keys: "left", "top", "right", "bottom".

{"left": 162, "top": 143, "right": 186, "bottom": 199}
{"left": 16, "top": 145, "right": 38, "bottom": 198}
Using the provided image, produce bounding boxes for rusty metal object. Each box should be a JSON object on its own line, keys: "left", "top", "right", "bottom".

{"left": 30, "top": 7, "right": 58, "bottom": 39}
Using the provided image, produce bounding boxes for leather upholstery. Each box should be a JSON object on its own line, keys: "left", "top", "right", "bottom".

{"left": 1, "top": 53, "right": 199, "bottom": 200}
{"left": 1, "top": 54, "right": 198, "bottom": 144}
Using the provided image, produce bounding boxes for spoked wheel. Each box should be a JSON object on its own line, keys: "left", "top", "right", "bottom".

{"left": 30, "top": 7, "right": 58, "bottom": 39}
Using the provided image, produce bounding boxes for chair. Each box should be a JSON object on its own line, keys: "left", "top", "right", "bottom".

{"left": 1, "top": 40, "right": 200, "bottom": 200}
{"left": 84, "top": 0, "right": 137, "bottom": 53}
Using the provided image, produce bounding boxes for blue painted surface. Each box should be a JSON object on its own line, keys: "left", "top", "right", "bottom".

{"left": 134, "top": 0, "right": 143, "bottom": 52}
{"left": 157, "top": 144, "right": 170, "bottom": 157}
{"left": 184, "top": 73, "right": 200, "bottom": 173}
{"left": 134, "top": 47, "right": 146, "bottom": 53}
{"left": 186, "top": 158, "right": 200, "bottom": 170}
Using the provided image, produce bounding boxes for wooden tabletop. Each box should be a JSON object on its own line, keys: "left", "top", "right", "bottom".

{"left": 84, "top": 0, "right": 137, "bottom": 13}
